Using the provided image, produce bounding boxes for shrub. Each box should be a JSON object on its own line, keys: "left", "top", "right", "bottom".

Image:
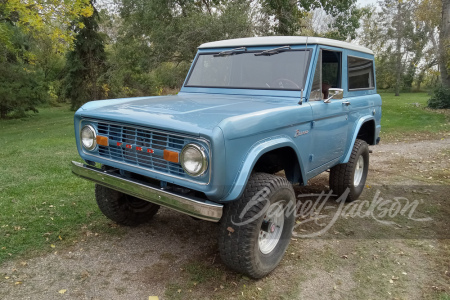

{"left": 427, "top": 86, "right": 450, "bottom": 109}
{"left": 0, "top": 62, "right": 46, "bottom": 119}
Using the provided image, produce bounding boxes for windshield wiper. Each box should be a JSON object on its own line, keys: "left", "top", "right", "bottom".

{"left": 214, "top": 47, "right": 247, "bottom": 57}
{"left": 254, "top": 46, "right": 291, "bottom": 56}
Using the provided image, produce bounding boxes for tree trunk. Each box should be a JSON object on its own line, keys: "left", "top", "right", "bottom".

{"left": 395, "top": 1, "right": 403, "bottom": 96}
{"left": 0, "top": 106, "right": 7, "bottom": 119}
{"left": 440, "top": 0, "right": 450, "bottom": 87}
{"left": 417, "top": 73, "right": 423, "bottom": 91}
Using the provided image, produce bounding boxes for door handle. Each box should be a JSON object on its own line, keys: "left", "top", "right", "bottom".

{"left": 342, "top": 101, "right": 351, "bottom": 106}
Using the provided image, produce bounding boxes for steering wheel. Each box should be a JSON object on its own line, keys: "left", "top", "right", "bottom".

{"left": 269, "top": 78, "right": 300, "bottom": 89}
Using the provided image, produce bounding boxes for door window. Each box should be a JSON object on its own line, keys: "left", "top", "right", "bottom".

{"left": 310, "top": 50, "right": 342, "bottom": 101}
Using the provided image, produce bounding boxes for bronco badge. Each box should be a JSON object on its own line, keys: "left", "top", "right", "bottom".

{"left": 294, "top": 129, "right": 309, "bottom": 137}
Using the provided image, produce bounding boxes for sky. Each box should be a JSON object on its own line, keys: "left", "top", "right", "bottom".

{"left": 357, "top": 0, "right": 379, "bottom": 6}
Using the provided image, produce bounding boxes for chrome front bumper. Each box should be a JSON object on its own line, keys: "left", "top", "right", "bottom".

{"left": 71, "top": 161, "right": 223, "bottom": 222}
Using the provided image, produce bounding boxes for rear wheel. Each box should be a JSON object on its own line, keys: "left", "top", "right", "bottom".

{"left": 329, "top": 139, "right": 369, "bottom": 202}
{"left": 95, "top": 184, "right": 160, "bottom": 226}
{"left": 218, "top": 173, "right": 296, "bottom": 278}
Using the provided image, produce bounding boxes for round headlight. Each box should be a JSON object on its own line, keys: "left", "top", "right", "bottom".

{"left": 80, "top": 125, "right": 97, "bottom": 151}
{"left": 180, "top": 144, "right": 208, "bottom": 177}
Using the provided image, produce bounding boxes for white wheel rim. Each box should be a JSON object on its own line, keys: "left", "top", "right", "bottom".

{"left": 258, "top": 202, "right": 285, "bottom": 254}
{"left": 354, "top": 155, "right": 365, "bottom": 186}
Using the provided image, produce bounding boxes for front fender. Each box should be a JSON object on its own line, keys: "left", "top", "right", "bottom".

{"left": 220, "top": 135, "right": 306, "bottom": 202}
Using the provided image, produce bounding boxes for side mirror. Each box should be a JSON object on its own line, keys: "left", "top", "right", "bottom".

{"left": 324, "top": 88, "right": 344, "bottom": 103}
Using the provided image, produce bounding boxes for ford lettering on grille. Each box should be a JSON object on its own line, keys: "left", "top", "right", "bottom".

{"left": 96, "top": 122, "right": 187, "bottom": 176}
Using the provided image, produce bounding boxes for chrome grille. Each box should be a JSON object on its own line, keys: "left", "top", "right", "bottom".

{"left": 96, "top": 122, "right": 186, "bottom": 177}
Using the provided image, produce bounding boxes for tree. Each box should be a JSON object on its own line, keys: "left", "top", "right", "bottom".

{"left": 359, "top": 6, "right": 384, "bottom": 52}
{"left": 118, "top": 0, "right": 254, "bottom": 65}
{"left": 0, "top": 0, "right": 93, "bottom": 54}
{"left": 261, "top": 0, "right": 303, "bottom": 35}
{"left": 440, "top": 0, "right": 450, "bottom": 87}
{"left": 360, "top": 0, "right": 435, "bottom": 94}
{"left": 383, "top": 0, "right": 415, "bottom": 96}
{"left": 261, "top": 0, "right": 363, "bottom": 40}
{"left": 62, "top": 1, "right": 107, "bottom": 110}
{"left": 427, "top": 0, "right": 450, "bottom": 109}
{"left": 0, "top": 26, "right": 45, "bottom": 118}
{"left": 415, "top": 0, "right": 441, "bottom": 90}
{"left": 102, "top": 0, "right": 255, "bottom": 97}
{"left": 0, "top": 0, "right": 93, "bottom": 118}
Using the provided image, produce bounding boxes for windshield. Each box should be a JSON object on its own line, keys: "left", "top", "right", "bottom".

{"left": 185, "top": 50, "right": 310, "bottom": 91}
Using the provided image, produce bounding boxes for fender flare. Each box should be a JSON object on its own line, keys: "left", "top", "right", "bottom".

{"left": 221, "top": 135, "right": 306, "bottom": 202}
{"left": 342, "top": 116, "right": 375, "bottom": 163}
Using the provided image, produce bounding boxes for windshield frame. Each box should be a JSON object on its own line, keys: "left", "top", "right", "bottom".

{"left": 183, "top": 48, "right": 312, "bottom": 92}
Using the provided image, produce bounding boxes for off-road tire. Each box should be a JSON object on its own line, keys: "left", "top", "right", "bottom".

{"left": 218, "top": 173, "right": 296, "bottom": 278}
{"left": 329, "top": 139, "right": 369, "bottom": 202}
{"left": 95, "top": 184, "right": 160, "bottom": 226}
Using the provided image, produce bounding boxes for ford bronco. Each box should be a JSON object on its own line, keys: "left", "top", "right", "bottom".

{"left": 72, "top": 36, "right": 382, "bottom": 278}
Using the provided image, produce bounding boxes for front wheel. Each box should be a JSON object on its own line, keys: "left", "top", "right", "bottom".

{"left": 95, "top": 184, "right": 160, "bottom": 226}
{"left": 329, "top": 139, "right": 369, "bottom": 202}
{"left": 218, "top": 173, "right": 296, "bottom": 278}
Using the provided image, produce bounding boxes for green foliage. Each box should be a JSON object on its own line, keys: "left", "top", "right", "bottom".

{"left": 0, "top": 0, "right": 95, "bottom": 117}
{"left": 315, "top": 0, "right": 364, "bottom": 40}
{"left": 261, "top": 0, "right": 362, "bottom": 39}
{"left": 360, "top": 0, "right": 440, "bottom": 93}
{"left": 119, "top": 0, "right": 254, "bottom": 64}
{"left": 0, "top": 0, "right": 379, "bottom": 109}
{"left": 374, "top": 55, "right": 396, "bottom": 90}
{"left": 427, "top": 85, "right": 450, "bottom": 109}
{"left": 0, "top": 23, "right": 46, "bottom": 119}
{"left": 4, "top": 0, "right": 444, "bottom": 111}
{"left": 104, "top": 0, "right": 255, "bottom": 97}
{"left": 0, "top": 61, "right": 46, "bottom": 118}
{"left": 62, "top": 2, "right": 107, "bottom": 110}
{"left": 262, "top": 0, "right": 303, "bottom": 35}
{"left": 0, "top": 0, "right": 93, "bottom": 54}
{"left": 105, "top": 0, "right": 364, "bottom": 97}
{"left": 149, "top": 62, "right": 191, "bottom": 94}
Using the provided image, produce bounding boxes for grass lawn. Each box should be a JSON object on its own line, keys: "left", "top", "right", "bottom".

{"left": 0, "top": 105, "right": 117, "bottom": 264}
{"left": 379, "top": 92, "right": 450, "bottom": 139}
{"left": 0, "top": 93, "right": 448, "bottom": 264}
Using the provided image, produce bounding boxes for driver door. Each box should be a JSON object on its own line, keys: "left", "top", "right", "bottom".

{"left": 308, "top": 49, "right": 349, "bottom": 171}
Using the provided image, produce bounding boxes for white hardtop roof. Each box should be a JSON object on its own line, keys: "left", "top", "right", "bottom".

{"left": 199, "top": 36, "right": 373, "bottom": 55}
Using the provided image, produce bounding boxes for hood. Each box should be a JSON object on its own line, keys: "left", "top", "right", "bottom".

{"left": 77, "top": 93, "right": 298, "bottom": 136}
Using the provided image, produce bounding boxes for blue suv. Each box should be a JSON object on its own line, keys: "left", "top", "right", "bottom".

{"left": 72, "top": 36, "right": 382, "bottom": 278}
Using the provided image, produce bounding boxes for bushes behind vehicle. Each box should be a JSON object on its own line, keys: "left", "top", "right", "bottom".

{"left": 427, "top": 85, "right": 450, "bottom": 109}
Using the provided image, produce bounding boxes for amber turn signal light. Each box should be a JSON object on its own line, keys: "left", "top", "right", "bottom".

{"left": 96, "top": 135, "right": 109, "bottom": 147}
{"left": 163, "top": 149, "right": 179, "bottom": 163}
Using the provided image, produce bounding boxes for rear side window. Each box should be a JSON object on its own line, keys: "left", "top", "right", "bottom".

{"left": 348, "top": 56, "right": 374, "bottom": 90}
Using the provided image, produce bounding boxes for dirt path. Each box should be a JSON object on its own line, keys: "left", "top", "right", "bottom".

{"left": 1, "top": 139, "right": 449, "bottom": 300}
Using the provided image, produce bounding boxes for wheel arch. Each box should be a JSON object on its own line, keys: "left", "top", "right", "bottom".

{"left": 342, "top": 117, "right": 376, "bottom": 164}
{"left": 253, "top": 146, "right": 303, "bottom": 184}
{"left": 221, "top": 136, "right": 306, "bottom": 202}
